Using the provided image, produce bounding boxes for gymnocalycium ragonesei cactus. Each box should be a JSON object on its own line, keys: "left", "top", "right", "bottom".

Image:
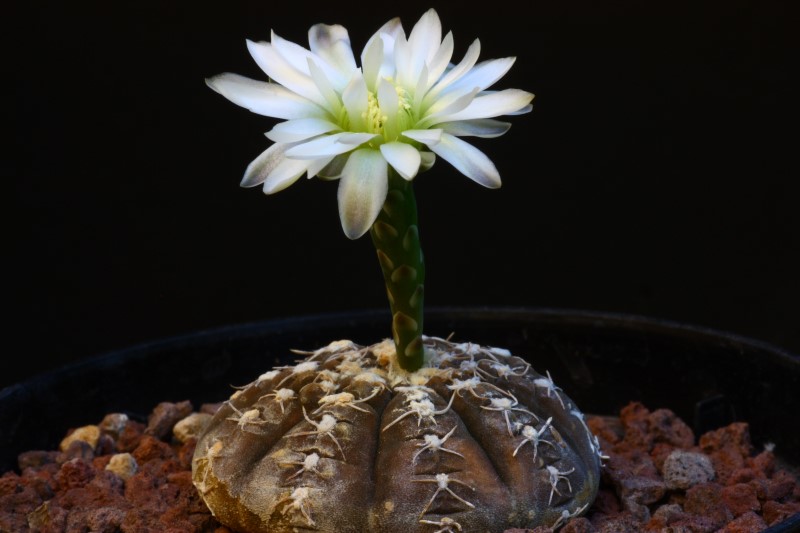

{"left": 195, "top": 9, "right": 602, "bottom": 533}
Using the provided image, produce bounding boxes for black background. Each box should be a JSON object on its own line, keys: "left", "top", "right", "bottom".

{"left": 7, "top": 0, "right": 798, "bottom": 389}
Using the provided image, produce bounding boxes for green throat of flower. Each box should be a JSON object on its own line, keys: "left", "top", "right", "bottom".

{"left": 359, "top": 84, "right": 415, "bottom": 143}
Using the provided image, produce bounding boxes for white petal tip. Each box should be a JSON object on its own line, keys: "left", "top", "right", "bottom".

{"left": 342, "top": 225, "right": 367, "bottom": 240}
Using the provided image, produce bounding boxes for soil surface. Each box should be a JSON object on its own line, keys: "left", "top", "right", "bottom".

{"left": 1, "top": 401, "right": 797, "bottom": 533}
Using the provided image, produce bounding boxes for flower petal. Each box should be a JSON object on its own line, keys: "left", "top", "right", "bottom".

{"left": 268, "top": 31, "right": 313, "bottom": 74}
{"left": 508, "top": 104, "right": 534, "bottom": 115}
{"left": 206, "top": 73, "right": 318, "bottom": 120}
{"left": 377, "top": 78, "right": 400, "bottom": 118}
{"left": 241, "top": 143, "right": 289, "bottom": 187}
{"left": 377, "top": 78, "right": 400, "bottom": 138}
{"left": 338, "top": 132, "right": 380, "bottom": 145}
{"left": 380, "top": 141, "right": 422, "bottom": 180}
{"left": 412, "top": 64, "right": 429, "bottom": 113}
{"left": 428, "top": 133, "right": 501, "bottom": 188}
{"left": 446, "top": 57, "right": 516, "bottom": 94}
{"left": 419, "top": 86, "right": 480, "bottom": 127}
{"left": 308, "top": 24, "right": 357, "bottom": 77}
{"left": 337, "top": 149, "right": 388, "bottom": 239}
{"left": 361, "top": 29, "right": 384, "bottom": 91}
{"left": 402, "top": 128, "right": 443, "bottom": 145}
{"left": 341, "top": 73, "right": 369, "bottom": 132}
{"left": 317, "top": 153, "right": 349, "bottom": 179}
{"left": 420, "top": 151, "right": 436, "bottom": 172}
{"left": 266, "top": 117, "right": 340, "bottom": 143}
{"left": 437, "top": 89, "right": 534, "bottom": 122}
{"left": 263, "top": 158, "right": 311, "bottom": 194}
{"left": 364, "top": 18, "right": 404, "bottom": 81}
{"left": 439, "top": 119, "right": 511, "bottom": 138}
{"left": 285, "top": 132, "right": 376, "bottom": 159}
{"left": 307, "top": 58, "right": 343, "bottom": 114}
{"left": 271, "top": 30, "right": 346, "bottom": 88}
{"left": 427, "top": 31, "right": 454, "bottom": 86}
{"left": 392, "top": 32, "right": 413, "bottom": 88}
{"left": 407, "top": 9, "right": 442, "bottom": 78}
{"left": 425, "top": 38, "right": 481, "bottom": 103}
{"left": 306, "top": 156, "right": 335, "bottom": 179}
{"left": 246, "top": 40, "right": 328, "bottom": 107}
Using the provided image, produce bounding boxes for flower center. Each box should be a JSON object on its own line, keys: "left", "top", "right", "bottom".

{"left": 363, "top": 92, "right": 386, "bottom": 134}
{"left": 359, "top": 82, "right": 414, "bottom": 141}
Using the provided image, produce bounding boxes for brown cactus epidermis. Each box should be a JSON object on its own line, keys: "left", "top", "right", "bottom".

{"left": 192, "top": 337, "right": 601, "bottom": 533}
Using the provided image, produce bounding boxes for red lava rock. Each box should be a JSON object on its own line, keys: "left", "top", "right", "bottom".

{"left": 717, "top": 510, "right": 768, "bottom": 533}
{"left": 17, "top": 450, "right": 58, "bottom": 470}
{"left": 133, "top": 434, "right": 177, "bottom": 464}
{"left": 560, "top": 516, "right": 595, "bottom": 532}
{"left": 648, "top": 408, "right": 694, "bottom": 448}
{"left": 749, "top": 470, "right": 798, "bottom": 504}
{"left": 591, "top": 510, "right": 642, "bottom": 533}
{"left": 684, "top": 482, "right": 734, "bottom": 529}
{"left": 700, "top": 423, "right": 753, "bottom": 456}
{"left": 92, "top": 453, "right": 113, "bottom": 471}
{"left": 177, "top": 438, "right": 198, "bottom": 470}
{"left": 722, "top": 483, "right": 761, "bottom": 517}
{"left": 590, "top": 488, "right": 621, "bottom": 515}
{"left": 763, "top": 470, "right": 797, "bottom": 501}
{"left": 699, "top": 422, "right": 752, "bottom": 485}
{"left": 0, "top": 474, "right": 43, "bottom": 532}
{"left": 95, "top": 433, "right": 116, "bottom": 456}
{"left": 619, "top": 402, "right": 653, "bottom": 451}
{"left": 603, "top": 448, "right": 665, "bottom": 520}
{"left": 669, "top": 513, "right": 723, "bottom": 533}
{"left": 55, "top": 458, "right": 95, "bottom": 489}
{"left": 731, "top": 467, "right": 758, "bottom": 484}
{"left": 606, "top": 448, "right": 661, "bottom": 481}
{"left": 0, "top": 472, "right": 21, "bottom": 497}
{"left": 145, "top": 400, "right": 194, "bottom": 440}
{"left": 586, "top": 415, "right": 623, "bottom": 447}
{"left": 762, "top": 499, "right": 800, "bottom": 526}
{"left": 617, "top": 475, "right": 666, "bottom": 520}
{"left": 2, "top": 399, "right": 798, "bottom": 533}
{"left": 57, "top": 439, "right": 95, "bottom": 464}
{"left": 86, "top": 506, "right": 126, "bottom": 532}
{"left": 748, "top": 449, "right": 776, "bottom": 478}
{"left": 20, "top": 466, "right": 56, "bottom": 500}
{"left": 28, "top": 500, "right": 68, "bottom": 532}
{"left": 646, "top": 502, "right": 686, "bottom": 530}
{"left": 649, "top": 441, "right": 674, "bottom": 472}
{"left": 116, "top": 419, "right": 146, "bottom": 453}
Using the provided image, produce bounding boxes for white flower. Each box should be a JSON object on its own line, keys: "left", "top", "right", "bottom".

{"left": 208, "top": 9, "right": 534, "bottom": 239}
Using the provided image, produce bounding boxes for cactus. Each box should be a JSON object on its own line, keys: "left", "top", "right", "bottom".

{"left": 193, "top": 338, "right": 602, "bottom": 532}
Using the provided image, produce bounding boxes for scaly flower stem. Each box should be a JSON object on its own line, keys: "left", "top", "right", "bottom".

{"left": 370, "top": 169, "right": 425, "bottom": 372}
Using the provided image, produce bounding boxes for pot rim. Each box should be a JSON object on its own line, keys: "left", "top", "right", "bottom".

{"left": 2, "top": 305, "right": 796, "bottom": 396}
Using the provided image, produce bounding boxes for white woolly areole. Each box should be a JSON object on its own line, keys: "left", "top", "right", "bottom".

{"left": 293, "top": 361, "right": 320, "bottom": 374}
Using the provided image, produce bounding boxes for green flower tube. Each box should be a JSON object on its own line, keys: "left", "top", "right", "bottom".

{"left": 370, "top": 169, "right": 425, "bottom": 371}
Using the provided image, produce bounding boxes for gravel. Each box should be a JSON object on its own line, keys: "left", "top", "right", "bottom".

{"left": 1, "top": 401, "right": 797, "bottom": 533}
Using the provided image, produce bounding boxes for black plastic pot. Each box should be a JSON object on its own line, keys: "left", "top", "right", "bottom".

{"left": 1, "top": 307, "right": 798, "bottom": 531}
